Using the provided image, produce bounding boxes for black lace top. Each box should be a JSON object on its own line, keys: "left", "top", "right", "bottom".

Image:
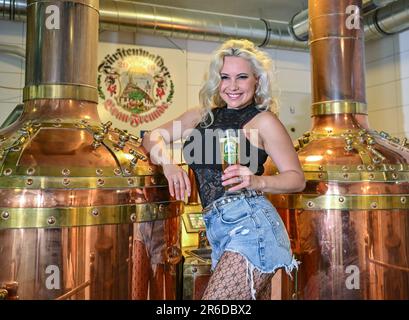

{"left": 183, "top": 103, "right": 269, "bottom": 208}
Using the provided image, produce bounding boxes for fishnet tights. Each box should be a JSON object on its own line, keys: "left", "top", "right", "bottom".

{"left": 202, "top": 251, "right": 273, "bottom": 300}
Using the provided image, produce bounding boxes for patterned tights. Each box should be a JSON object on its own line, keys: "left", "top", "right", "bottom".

{"left": 202, "top": 251, "right": 273, "bottom": 300}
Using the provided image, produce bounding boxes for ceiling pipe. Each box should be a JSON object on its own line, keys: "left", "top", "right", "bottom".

{"left": 0, "top": 43, "right": 25, "bottom": 58}
{"left": 290, "top": 0, "right": 404, "bottom": 41}
{"left": 1, "top": 0, "right": 307, "bottom": 51}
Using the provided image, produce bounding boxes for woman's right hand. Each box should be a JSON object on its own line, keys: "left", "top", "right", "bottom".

{"left": 162, "top": 164, "right": 191, "bottom": 201}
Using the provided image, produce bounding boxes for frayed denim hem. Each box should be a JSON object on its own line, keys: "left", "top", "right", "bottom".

{"left": 224, "top": 249, "right": 300, "bottom": 300}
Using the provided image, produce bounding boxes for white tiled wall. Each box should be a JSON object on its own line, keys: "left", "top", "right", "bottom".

{"left": 0, "top": 20, "right": 25, "bottom": 124}
{"left": 365, "top": 28, "right": 409, "bottom": 138}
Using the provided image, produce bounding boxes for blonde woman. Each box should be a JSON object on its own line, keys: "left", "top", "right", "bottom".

{"left": 143, "top": 39, "right": 305, "bottom": 300}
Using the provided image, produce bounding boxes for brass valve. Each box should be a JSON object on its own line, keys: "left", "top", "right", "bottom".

{"left": 380, "top": 131, "right": 390, "bottom": 139}
{"left": 129, "top": 133, "right": 142, "bottom": 146}
{"left": 92, "top": 131, "right": 105, "bottom": 149}
{"left": 102, "top": 121, "right": 112, "bottom": 134}
{"left": 366, "top": 136, "right": 376, "bottom": 145}
{"left": 116, "top": 129, "right": 130, "bottom": 150}
{"left": 129, "top": 149, "right": 147, "bottom": 167}
{"left": 344, "top": 137, "right": 354, "bottom": 152}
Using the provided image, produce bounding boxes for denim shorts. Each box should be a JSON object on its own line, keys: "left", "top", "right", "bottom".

{"left": 202, "top": 191, "right": 298, "bottom": 297}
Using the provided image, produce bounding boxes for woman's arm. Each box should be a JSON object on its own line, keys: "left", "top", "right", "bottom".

{"left": 222, "top": 111, "right": 306, "bottom": 194}
{"left": 142, "top": 108, "right": 202, "bottom": 200}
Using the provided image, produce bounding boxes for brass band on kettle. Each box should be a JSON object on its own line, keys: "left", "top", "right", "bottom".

{"left": 311, "top": 101, "right": 368, "bottom": 116}
{"left": 270, "top": 194, "right": 409, "bottom": 210}
{"left": 0, "top": 175, "right": 168, "bottom": 189}
{"left": 303, "top": 171, "right": 409, "bottom": 182}
{"left": 23, "top": 85, "right": 99, "bottom": 103}
{"left": 0, "top": 201, "right": 183, "bottom": 229}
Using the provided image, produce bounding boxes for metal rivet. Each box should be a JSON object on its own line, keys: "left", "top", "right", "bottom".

{"left": 342, "top": 166, "right": 349, "bottom": 171}
{"left": 62, "top": 178, "right": 70, "bottom": 186}
{"left": 3, "top": 168, "right": 12, "bottom": 176}
{"left": 130, "top": 213, "right": 136, "bottom": 222}
{"left": 307, "top": 201, "right": 315, "bottom": 208}
{"left": 318, "top": 165, "right": 323, "bottom": 171}
{"left": 370, "top": 202, "right": 378, "bottom": 209}
{"left": 392, "top": 173, "right": 398, "bottom": 180}
{"left": 114, "top": 168, "right": 121, "bottom": 176}
{"left": 367, "top": 165, "right": 374, "bottom": 171}
{"left": 53, "top": 123, "right": 61, "bottom": 127}
{"left": 369, "top": 173, "right": 375, "bottom": 180}
{"left": 128, "top": 178, "right": 134, "bottom": 185}
{"left": 124, "top": 168, "right": 131, "bottom": 175}
{"left": 389, "top": 165, "right": 395, "bottom": 171}
{"left": 62, "top": 168, "right": 70, "bottom": 176}
{"left": 97, "top": 178, "right": 105, "bottom": 186}
{"left": 357, "top": 165, "right": 364, "bottom": 171}
{"left": 1, "top": 211, "right": 10, "bottom": 220}
{"left": 26, "top": 167, "right": 35, "bottom": 175}
{"left": 47, "top": 216, "right": 56, "bottom": 225}
{"left": 192, "top": 267, "right": 198, "bottom": 273}
{"left": 343, "top": 173, "right": 349, "bottom": 179}
{"left": 159, "top": 204, "right": 165, "bottom": 212}
{"left": 91, "top": 208, "right": 99, "bottom": 217}
{"left": 26, "top": 178, "right": 33, "bottom": 186}
{"left": 96, "top": 169, "right": 103, "bottom": 176}
{"left": 401, "top": 197, "right": 407, "bottom": 204}
{"left": 339, "top": 197, "right": 345, "bottom": 203}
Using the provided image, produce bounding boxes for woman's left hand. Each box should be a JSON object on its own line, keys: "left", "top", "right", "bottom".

{"left": 221, "top": 164, "right": 263, "bottom": 192}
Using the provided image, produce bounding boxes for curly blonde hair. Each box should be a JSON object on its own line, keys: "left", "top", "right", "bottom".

{"left": 198, "top": 39, "right": 279, "bottom": 126}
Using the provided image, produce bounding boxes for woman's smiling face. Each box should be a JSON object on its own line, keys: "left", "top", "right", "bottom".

{"left": 219, "top": 56, "right": 258, "bottom": 109}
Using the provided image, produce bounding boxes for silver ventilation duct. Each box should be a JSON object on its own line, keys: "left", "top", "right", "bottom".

{"left": 0, "top": 44, "right": 25, "bottom": 58}
{"left": 365, "top": 0, "right": 409, "bottom": 40}
{"left": 1, "top": 0, "right": 409, "bottom": 51}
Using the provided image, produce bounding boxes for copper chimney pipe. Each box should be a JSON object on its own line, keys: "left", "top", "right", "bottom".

{"left": 267, "top": 0, "right": 409, "bottom": 299}
{"left": 0, "top": 0, "right": 182, "bottom": 300}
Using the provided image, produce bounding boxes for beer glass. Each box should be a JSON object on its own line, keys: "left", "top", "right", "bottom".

{"left": 219, "top": 129, "right": 240, "bottom": 190}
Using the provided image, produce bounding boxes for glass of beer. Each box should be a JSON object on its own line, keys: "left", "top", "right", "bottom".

{"left": 220, "top": 129, "right": 240, "bottom": 191}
